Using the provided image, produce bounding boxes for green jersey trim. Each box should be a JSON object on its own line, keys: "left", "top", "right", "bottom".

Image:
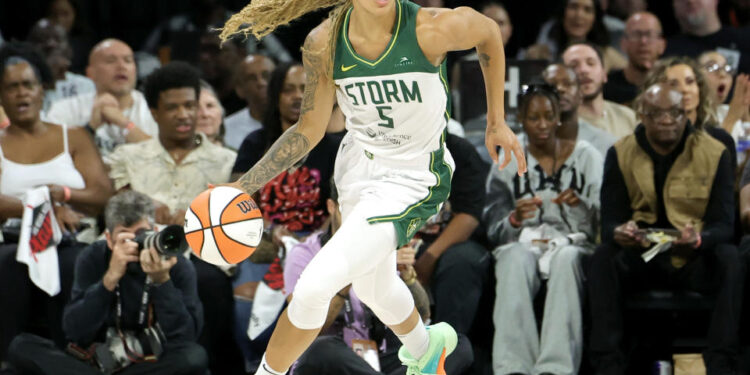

{"left": 439, "top": 63, "right": 450, "bottom": 121}
{"left": 341, "top": 0, "right": 403, "bottom": 67}
{"left": 367, "top": 137, "right": 452, "bottom": 247}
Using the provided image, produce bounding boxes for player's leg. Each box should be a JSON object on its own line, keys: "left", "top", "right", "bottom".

{"left": 256, "top": 201, "right": 400, "bottom": 375}
{"left": 352, "top": 249, "right": 457, "bottom": 375}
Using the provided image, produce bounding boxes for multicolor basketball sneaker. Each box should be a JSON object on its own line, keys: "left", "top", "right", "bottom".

{"left": 398, "top": 322, "right": 458, "bottom": 375}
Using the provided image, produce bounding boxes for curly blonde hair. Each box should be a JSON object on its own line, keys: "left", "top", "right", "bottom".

{"left": 639, "top": 56, "right": 717, "bottom": 130}
{"left": 220, "top": 0, "right": 353, "bottom": 77}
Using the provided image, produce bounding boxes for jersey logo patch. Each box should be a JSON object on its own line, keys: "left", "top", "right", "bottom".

{"left": 341, "top": 64, "right": 357, "bottom": 72}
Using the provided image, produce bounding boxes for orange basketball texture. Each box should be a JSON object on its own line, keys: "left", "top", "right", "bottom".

{"left": 184, "top": 186, "right": 264, "bottom": 266}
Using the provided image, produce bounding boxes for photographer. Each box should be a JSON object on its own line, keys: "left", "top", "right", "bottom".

{"left": 7, "top": 191, "right": 207, "bottom": 375}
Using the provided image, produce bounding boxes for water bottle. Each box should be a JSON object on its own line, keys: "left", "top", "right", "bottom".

{"left": 736, "top": 122, "right": 750, "bottom": 165}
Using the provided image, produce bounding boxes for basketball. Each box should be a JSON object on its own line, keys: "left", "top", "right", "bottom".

{"left": 184, "top": 186, "right": 264, "bottom": 266}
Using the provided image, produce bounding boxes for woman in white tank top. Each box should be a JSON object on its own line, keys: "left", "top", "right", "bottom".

{"left": 0, "top": 48, "right": 112, "bottom": 233}
{"left": 0, "top": 42, "right": 113, "bottom": 363}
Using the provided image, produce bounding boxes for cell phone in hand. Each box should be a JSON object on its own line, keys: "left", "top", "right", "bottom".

{"left": 644, "top": 228, "right": 682, "bottom": 238}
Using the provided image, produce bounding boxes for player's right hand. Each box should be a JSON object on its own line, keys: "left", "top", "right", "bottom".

{"left": 485, "top": 122, "right": 527, "bottom": 176}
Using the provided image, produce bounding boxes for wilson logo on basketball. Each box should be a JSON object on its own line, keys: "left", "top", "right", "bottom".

{"left": 236, "top": 200, "right": 258, "bottom": 214}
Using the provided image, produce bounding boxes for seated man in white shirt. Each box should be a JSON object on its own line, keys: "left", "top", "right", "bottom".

{"left": 47, "top": 39, "right": 157, "bottom": 156}
{"left": 224, "top": 54, "right": 275, "bottom": 150}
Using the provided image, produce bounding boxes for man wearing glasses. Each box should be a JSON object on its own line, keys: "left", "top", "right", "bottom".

{"left": 604, "top": 12, "right": 665, "bottom": 105}
{"left": 587, "top": 83, "right": 743, "bottom": 375}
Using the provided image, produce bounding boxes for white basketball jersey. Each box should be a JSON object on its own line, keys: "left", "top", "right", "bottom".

{"left": 333, "top": 0, "right": 450, "bottom": 161}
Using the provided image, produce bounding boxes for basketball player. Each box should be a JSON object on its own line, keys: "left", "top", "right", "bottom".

{"left": 221, "top": 1, "right": 525, "bottom": 374}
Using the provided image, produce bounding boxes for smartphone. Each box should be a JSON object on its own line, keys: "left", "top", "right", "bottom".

{"left": 644, "top": 228, "right": 682, "bottom": 237}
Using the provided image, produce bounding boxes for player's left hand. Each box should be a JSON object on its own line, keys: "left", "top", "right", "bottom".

{"left": 486, "top": 121, "right": 526, "bottom": 175}
{"left": 140, "top": 247, "right": 178, "bottom": 284}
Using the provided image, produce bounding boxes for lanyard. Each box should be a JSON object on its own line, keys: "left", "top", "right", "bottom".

{"left": 115, "top": 277, "right": 152, "bottom": 330}
{"left": 341, "top": 297, "right": 354, "bottom": 329}
{"left": 113, "top": 277, "right": 157, "bottom": 363}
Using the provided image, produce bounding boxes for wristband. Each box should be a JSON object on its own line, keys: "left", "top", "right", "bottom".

{"left": 123, "top": 122, "right": 135, "bottom": 136}
{"left": 508, "top": 211, "right": 521, "bottom": 228}
{"left": 62, "top": 186, "right": 72, "bottom": 202}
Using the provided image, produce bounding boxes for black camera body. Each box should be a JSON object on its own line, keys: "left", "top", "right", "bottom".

{"left": 134, "top": 225, "right": 188, "bottom": 258}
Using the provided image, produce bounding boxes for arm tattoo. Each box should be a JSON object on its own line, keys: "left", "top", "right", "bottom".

{"left": 479, "top": 53, "right": 491, "bottom": 68}
{"left": 236, "top": 128, "right": 311, "bottom": 195}
{"left": 301, "top": 37, "right": 321, "bottom": 116}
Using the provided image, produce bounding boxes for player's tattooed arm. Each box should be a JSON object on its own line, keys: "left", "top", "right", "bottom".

{"left": 236, "top": 127, "right": 311, "bottom": 195}
{"left": 234, "top": 23, "right": 335, "bottom": 195}
{"left": 479, "top": 53, "right": 490, "bottom": 68}
{"left": 301, "top": 35, "right": 320, "bottom": 116}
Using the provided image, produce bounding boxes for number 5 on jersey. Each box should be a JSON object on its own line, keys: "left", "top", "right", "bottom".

{"left": 377, "top": 105, "right": 394, "bottom": 128}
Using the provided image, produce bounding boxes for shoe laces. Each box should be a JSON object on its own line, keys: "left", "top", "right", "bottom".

{"left": 402, "top": 357, "right": 420, "bottom": 375}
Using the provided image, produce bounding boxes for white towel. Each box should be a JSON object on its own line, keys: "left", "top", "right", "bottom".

{"left": 16, "top": 186, "right": 62, "bottom": 296}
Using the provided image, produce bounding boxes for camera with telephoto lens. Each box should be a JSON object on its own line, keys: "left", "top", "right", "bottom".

{"left": 134, "top": 225, "right": 188, "bottom": 257}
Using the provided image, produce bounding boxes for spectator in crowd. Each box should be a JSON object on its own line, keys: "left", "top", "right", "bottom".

{"left": 288, "top": 179, "right": 473, "bottom": 375}
{"left": 484, "top": 84, "right": 602, "bottom": 375}
{"left": 143, "top": 0, "right": 291, "bottom": 68}
{"left": 698, "top": 51, "right": 750, "bottom": 144}
{"left": 562, "top": 42, "right": 637, "bottom": 139}
{"left": 665, "top": 0, "right": 750, "bottom": 74}
{"left": 105, "top": 61, "right": 234, "bottom": 228}
{"left": 26, "top": 18, "right": 95, "bottom": 114}
{"left": 45, "top": 0, "right": 96, "bottom": 74}
{"left": 0, "top": 42, "right": 112, "bottom": 362}
{"left": 142, "top": 0, "right": 232, "bottom": 61}
{"left": 482, "top": 1, "right": 513, "bottom": 47}
{"left": 104, "top": 61, "right": 242, "bottom": 375}
{"left": 8, "top": 190, "right": 207, "bottom": 375}
{"left": 232, "top": 62, "right": 344, "bottom": 235}
{"left": 604, "top": 12, "right": 665, "bottom": 105}
{"left": 196, "top": 79, "right": 226, "bottom": 146}
{"left": 198, "top": 30, "right": 246, "bottom": 115}
{"left": 449, "top": 0, "right": 513, "bottom": 116}
{"left": 47, "top": 39, "right": 157, "bottom": 156}
{"left": 588, "top": 83, "right": 742, "bottom": 375}
{"left": 224, "top": 54, "right": 276, "bottom": 150}
{"left": 543, "top": 62, "right": 616, "bottom": 156}
{"left": 526, "top": 0, "right": 627, "bottom": 72}
{"left": 643, "top": 56, "right": 738, "bottom": 167}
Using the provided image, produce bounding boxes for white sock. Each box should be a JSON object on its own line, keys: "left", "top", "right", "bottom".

{"left": 396, "top": 319, "right": 430, "bottom": 360}
{"left": 255, "top": 354, "right": 286, "bottom": 375}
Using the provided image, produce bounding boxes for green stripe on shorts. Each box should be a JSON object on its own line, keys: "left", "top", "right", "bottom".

{"left": 367, "top": 146, "right": 452, "bottom": 247}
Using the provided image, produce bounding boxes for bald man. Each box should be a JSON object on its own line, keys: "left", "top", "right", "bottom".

{"left": 604, "top": 12, "right": 665, "bottom": 105}
{"left": 588, "top": 83, "right": 741, "bottom": 375}
{"left": 48, "top": 39, "right": 158, "bottom": 155}
{"left": 224, "top": 54, "right": 275, "bottom": 149}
